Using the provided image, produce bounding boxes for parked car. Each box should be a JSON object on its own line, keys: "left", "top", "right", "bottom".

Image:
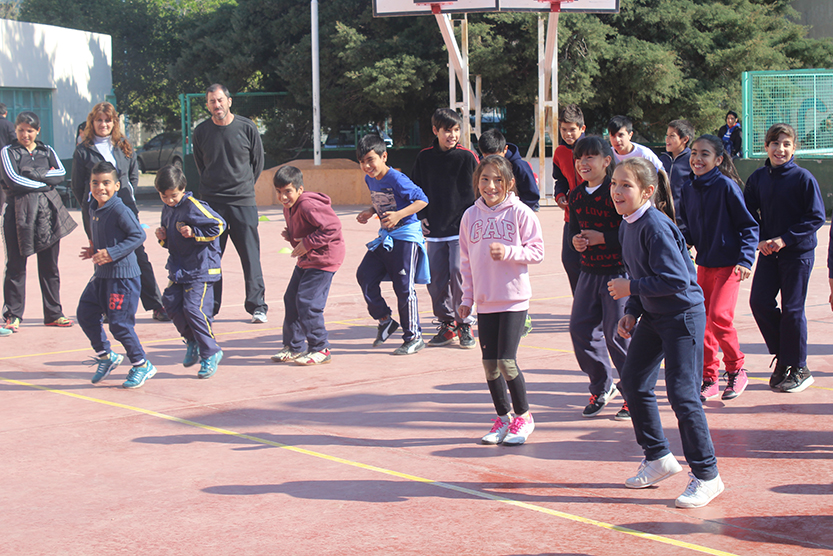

{"left": 323, "top": 126, "right": 393, "bottom": 149}
{"left": 136, "top": 132, "right": 183, "bottom": 173}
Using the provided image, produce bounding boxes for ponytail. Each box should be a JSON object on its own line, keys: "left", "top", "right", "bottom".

{"left": 693, "top": 135, "right": 743, "bottom": 187}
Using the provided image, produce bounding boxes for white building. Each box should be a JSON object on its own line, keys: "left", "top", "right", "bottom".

{"left": 0, "top": 19, "right": 112, "bottom": 159}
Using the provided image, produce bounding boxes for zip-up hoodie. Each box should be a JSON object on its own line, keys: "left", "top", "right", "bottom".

{"left": 743, "top": 158, "right": 824, "bottom": 260}
{"left": 503, "top": 143, "right": 540, "bottom": 211}
{"left": 159, "top": 192, "right": 226, "bottom": 283}
{"left": 460, "top": 192, "right": 544, "bottom": 314}
{"left": 284, "top": 191, "right": 345, "bottom": 273}
{"left": 659, "top": 147, "right": 691, "bottom": 231}
{"left": 680, "top": 167, "right": 758, "bottom": 269}
{"left": 89, "top": 195, "right": 144, "bottom": 279}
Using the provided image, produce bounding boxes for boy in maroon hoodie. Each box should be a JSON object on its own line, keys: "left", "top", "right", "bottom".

{"left": 271, "top": 165, "right": 346, "bottom": 365}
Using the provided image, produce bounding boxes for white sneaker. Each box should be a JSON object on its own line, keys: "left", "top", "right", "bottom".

{"left": 252, "top": 310, "right": 268, "bottom": 324}
{"left": 503, "top": 414, "right": 534, "bottom": 445}
{"left": 675, "top": 473, "right": 725, "bottom": 508}
{"left": 625, "top": 453, "right": 683, "bottom": 489}
{"left": 481, "top": 415, "right": 511, "bottom": 445}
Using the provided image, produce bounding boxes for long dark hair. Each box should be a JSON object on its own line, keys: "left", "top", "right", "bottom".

{"left": 691, "top": 134, "right": 743, "bottom": 187}
{"left": 572, "top": 136, "right": 616, "bottom": 179}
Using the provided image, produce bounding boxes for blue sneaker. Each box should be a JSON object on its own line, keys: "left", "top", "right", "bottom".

{"left": 122, "top": 361, "right": 157, "bottom": 389}
{"left": 90, "top": 352, "right": 124, "bottom": 384}
{"left": 198, "top": 350, "right": 223, "bottom": 379}
{"left": 183, "top": 340, "right": 199, "bottom": 367}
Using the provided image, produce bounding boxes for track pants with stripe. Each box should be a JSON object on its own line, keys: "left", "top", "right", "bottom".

{"left": 163, "top": 281, "right": 220, "bottom": 359}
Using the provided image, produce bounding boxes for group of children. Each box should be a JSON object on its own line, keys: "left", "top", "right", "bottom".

{"left": 2, "top": 102, "right": 829, "bottom": 511}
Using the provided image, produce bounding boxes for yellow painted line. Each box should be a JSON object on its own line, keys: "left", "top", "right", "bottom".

{"left": 1, "top": 375, "right": 738, "bottom": 556}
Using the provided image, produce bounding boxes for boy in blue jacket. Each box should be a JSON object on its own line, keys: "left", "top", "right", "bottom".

{"left": 77, "top": 161, "right": 156, "bottom": 388}
{"left": 154, "top": 165, "right": 226, "bottom": 379}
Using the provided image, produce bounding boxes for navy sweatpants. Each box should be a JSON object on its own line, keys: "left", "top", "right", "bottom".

{"left": 357, "top": 240, "right": 421, "bottom": 342}
{"left": 77, "top": 276, "right": 146, "bottom": 365}
{"left": 163, "top": 281, "right": 220, "bottom": 359}
{"left": 283, "top": 266, "right": 335, "bottom": 353}
{"left": 749, "top": 254, "right": 812, "bottom": 367}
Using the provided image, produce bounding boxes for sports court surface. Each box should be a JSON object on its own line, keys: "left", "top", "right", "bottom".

{"left": 2, "top": 199, "right": 832, "bottom": 555}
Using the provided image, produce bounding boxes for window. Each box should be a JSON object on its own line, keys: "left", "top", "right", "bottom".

{"left": 0, "top": 88, "right": 54, "bottom": 145}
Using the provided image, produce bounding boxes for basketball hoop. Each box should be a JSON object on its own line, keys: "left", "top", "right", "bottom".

{"left": 536, "top": 0, "right": 577, "bottom": 13}
{"left": 413, "top": 0, "right": 457, "bottom": 15}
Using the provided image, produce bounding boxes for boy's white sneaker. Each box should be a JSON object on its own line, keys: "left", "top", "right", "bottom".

{"left": 675, "top": 473, "right": 724, "bottom": 508}
{"left": 625, "top": 452, "right": 683, "bottom": 489}
{"left": 502, "top": 414, "right": 534, "bottom": 445}
{"left": 481, "top": 415, "right": 511, "bottom": 445}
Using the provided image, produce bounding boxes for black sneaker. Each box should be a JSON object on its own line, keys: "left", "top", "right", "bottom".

{"left": 393, "top": 337, "right": 425, "bottom": 355}
{"left": 152, "top": 308, "right": 171, "bottom": 322}
{"left": 373, "top": 318, "right": 399, "bottom": 347}
{"left": 582, "top": 383, "right": 617, "bottom": 418}
{"left": 614, "top": 401, "right": 631, "bottom": 421}
{"left": 428, "top": 321, "right": 457, "bottom": 346}
{"left": 457, "top": 323, "right": 476, "bottom": 349}
{"left": 779, "top": 366, "right": 814, "bottom": 393}
{"left": 769, "top": 357, "right": 789, "bottom": 389}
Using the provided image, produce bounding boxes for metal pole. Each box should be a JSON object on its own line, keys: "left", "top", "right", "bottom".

{"left": 462, "top": 14, "right": 471, "bottom": 149}
{"left": 311, "top": 0, "right": 321, "bottom": 165}
{"left": 537, "top": 16, "right": 546, "bottom": 183}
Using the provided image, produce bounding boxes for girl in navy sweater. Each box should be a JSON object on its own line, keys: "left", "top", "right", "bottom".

{"left": 608, "top": 157, "right": 723, "bottom": 509}
{"left": 680, "top": 135, "right": 758, "bottom": 402}
{"left": 568, "top": 137, "right": 629, "bottom": 420}
{"left": 744, "top": 123, "right": 825, "bottom": 393}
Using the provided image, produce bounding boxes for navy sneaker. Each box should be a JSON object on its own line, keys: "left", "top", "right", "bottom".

{"left": 198, "top": 350, "right": 223, "bottom": 379}
{"left": 123, "top": 361, "right": 157, "bottom": 389}
{"left": 90, "top": 351, "right": 124, "bottom": 384}
{"left": 183, "top": 340, "right": 199, "bottom": 368}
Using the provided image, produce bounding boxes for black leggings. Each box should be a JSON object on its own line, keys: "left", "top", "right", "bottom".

{"left": 478, "top": 310, "right": 529, "bottom": 416}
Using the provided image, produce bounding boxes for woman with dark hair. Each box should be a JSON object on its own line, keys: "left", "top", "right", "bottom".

{"left": 72, "top": 102, "right": 168, "bottom": 321}
{"left": 717, "top": 111, "right": 742, "bottom": 159}
{"left": 1, "top": 111, "right": 77, "bottom": 333}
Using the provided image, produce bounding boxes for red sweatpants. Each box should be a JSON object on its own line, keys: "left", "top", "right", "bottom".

{"left": 698, "top": 266, "right": 744, "bottom": 382}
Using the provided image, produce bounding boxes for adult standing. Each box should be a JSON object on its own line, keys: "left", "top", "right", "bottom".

{"left": 72, "top": 102, "right": 169, "bottom": 321}
{"left": 192, "top": 84, "right": 267, "bottom": 322}
{"left": 0, "top": 103, "right": 17, "bottom": 210}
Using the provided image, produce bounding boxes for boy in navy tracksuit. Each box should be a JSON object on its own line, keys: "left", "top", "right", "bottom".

{"left": 412, "top": 108, "right": 478, "bottom": 349}
{"left": 154, "top": 165, "right": 226, "bottom": 379}
{"left": 744, "top": 123, "right": 825, "bottom": 393}
{"left": 659, "top": 119, "right": 695, "bottom": 232}
{"left": 78, "top": 161, "right": 156, "bottom": 388}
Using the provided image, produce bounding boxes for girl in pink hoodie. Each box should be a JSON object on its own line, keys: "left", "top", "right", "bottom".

{"left": 459, "top": 155, "right": 544, "bottom": 445}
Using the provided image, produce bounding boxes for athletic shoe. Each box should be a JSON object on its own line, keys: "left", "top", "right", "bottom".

{"left": 582, "top": 382, "right": 617, "bottom": 418}
{"left": 675, "top": 473, "right": 725, "bottom": 508}
{"left": 625, "top": 453, "right": 683, "bottom": 489}
{"left": 0, "top": 328, "right": 11, "bottom": 337}
{"left": 197, "top": 350, "right": 223, "bottom": 379}
{"left": 521, "top": 315, "right": 533, "bottom": 338}
{"left": 373, "top": 318, "right": 399, "bottom": 347}
{"left": 503, "top": 414, "right": 534, "bottom": 445}
{"left": 295, "top": 349, "right": 332, "bottom": 366}
{"left": 90, "top": 351, "right": 124, "bottom": 384}
{"left": 3, "top": 317, "right": 20, "bottom": 332}
{"left": 614, "top": 401, "right": 631, "bottom": 421}
{"left": 393, "top": 337, "right": 425, "bottom": 355}
{"left": 152, "top": 308, "right": 171, "bottom": 322}
{"left": 769, "top": 358, "right": 789, "bottom": 389}
{"left": 457, "top": 323, "right": 476, "bottom": 349}
{"left": 700, "top": 380, "right": 719, "bottom": 402}
{"left": 271, "top": 346, "right": 307, "bottom": 363}
{"left": 45, "top": 316, "right": 74, "bottom": 327}
{"left": 427, "top": 321, "right": 457, "bottom": 346}
{"left": 779, "top": 366, "right": 814, "bottom": 393}
{"left": 251, "top": 310, "right": 268, "bottom": 324}
{"left": 481, "top": 415, "right": 511, "bottom": 445}
{"left": 722, "top": 369, "right": 748, "bottom": 400}
{"left": 123, "top": 361, "right": 157, "bottom": 388}
{"left": 183, "top": 340, "right": 200, "bottom": 367}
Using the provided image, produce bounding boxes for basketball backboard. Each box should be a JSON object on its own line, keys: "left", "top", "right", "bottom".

{"left": 373, "top": 0, "right": 619, "bottom": 17}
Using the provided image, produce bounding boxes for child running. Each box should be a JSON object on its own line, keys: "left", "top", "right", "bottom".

{"left": 78, "top": 161, "right": 156, "bottom": 388}
{"left": 155, "top": 165, "right": 226, "bottom": 379}
{"left": 744, "top": 123, "right": 825, "bottom": 393}
{"left": 568, "top": 137, "right": 629, "bottom": 420}
{"left": 608, "top": 157, "right": 723, "bottom": 509}
{"left": 679, "top": 135, "right": 758, "bottom": 402}
{"left": 459, "top": 155, "right": 544, "bottom": 446}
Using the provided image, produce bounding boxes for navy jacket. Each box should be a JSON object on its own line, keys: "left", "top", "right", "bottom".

{"left": 680, "top": 167, "right": 758, "bottom": 269}
{"left": 659, "top": 147, "right": 690, "bottom": 230}
{"left": 159, "top": 192, "right": 225, "bottom": 283}
{"left": 744, "top": 158, "right": 825, "bottom": 260}
{"left": 504, "top": 143, "right": 540, "bottom": 211}
{"left": 620, "top": 206, "right": 704, "bottom": 318}
{"left": 89, "top": 195, "right": 144, "bottom": 279}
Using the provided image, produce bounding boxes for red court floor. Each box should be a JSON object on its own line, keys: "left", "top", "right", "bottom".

{"left": 1, "top": 200, "right": 832, "bottom": 556}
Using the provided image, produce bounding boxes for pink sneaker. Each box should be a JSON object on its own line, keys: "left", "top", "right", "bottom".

{"left": 722, "top": 369, "right": 748, "bottom": 400}
{"left": 700, "top": 380, "right": 719, "bottom": 402}
{"left": 503, "top": 414, "right": 534, "bottom": 445}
